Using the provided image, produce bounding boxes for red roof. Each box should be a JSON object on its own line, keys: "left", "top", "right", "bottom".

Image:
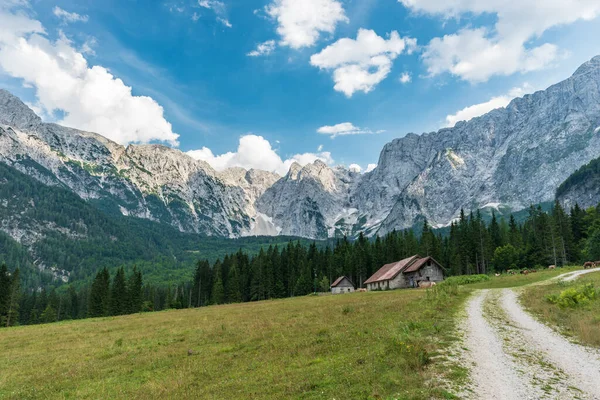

{"left": 364, "top": 255, "right": 419, "bottom": 284}
{"left": 364, "top": 255, "right": 445, "bottom": 284}
{"left": 331, "top": 276, "right": 354, "bottom": 288}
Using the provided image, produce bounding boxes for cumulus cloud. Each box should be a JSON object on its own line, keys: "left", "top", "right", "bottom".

{"left": 399, "top": 72, "right": 411, "bottom": 83}
{"left": 187, "top": 134, "right": 333, "bottom": 176}
{"left": 53, "top": 6, "right": 88, "bottom": 23}
{"left": 265, "top": 0, "right": 348, "bottom": 49}
{"left": 247, "top": 40, "right": 276, "bottom": 57}
{"left": 317, "top": 122, "right": 383, "bottom": 138}
{"left": 365, "top": 163, "right": 377, "bottom": 173}
{"left": 348, "top": 163, "right": 362, "bottom": 173}
{"left": 0, "top": 4, "right": 178, "bottom": 145}
{"left": 310, "top": 29, "right": 416, "bottom": 97}
{"left": 399, "top": 0, "right": 600, "bottom": 82}
{"left": 198, "top": 0, "right": 232, "bottom": 27}
{"left": 445, "top": 84, "right": 533, "bottom": 127}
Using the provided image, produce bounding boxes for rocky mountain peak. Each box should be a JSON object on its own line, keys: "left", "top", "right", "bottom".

{"left": 0, "top": 89, "right": 42, "bottom": 130}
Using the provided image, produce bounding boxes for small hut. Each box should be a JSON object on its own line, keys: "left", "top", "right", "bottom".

{"left": 330, "top": 276, "right": 355, "bottom": 294}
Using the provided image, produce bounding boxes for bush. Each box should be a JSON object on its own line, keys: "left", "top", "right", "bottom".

{"left": 440, "top": 274, "right": 490, "bottom": 286}
{"left": 546, "top": 283, "right": 598, "bottom": 308}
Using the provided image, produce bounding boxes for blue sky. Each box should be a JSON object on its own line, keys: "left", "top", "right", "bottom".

{"left": 1, "top": 0, "right": 600, "bottom": 174}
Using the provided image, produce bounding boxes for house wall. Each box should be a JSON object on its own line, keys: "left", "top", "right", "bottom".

{"left": 366, "top": 263, "right": 444, "bottom": 291}
{"left": 331, "top": 277, "right": 355, "bottom": 294}
{"left": 332, "top": 286, "right": 355, "bottom": 294}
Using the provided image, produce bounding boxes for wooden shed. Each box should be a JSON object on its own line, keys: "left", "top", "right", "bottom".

{"left": 365, "top": 255, "right": 445, "bottom": 291}
{"left": 330, "top": 276, "right": 355, "bottom": 294}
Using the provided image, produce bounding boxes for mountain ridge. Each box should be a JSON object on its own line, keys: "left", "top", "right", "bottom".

{"left": 1, "top": 55, "right": 600, "bottom": 241}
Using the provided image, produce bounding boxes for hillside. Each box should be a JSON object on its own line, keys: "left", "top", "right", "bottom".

{"left": 556, "top": 155, "right": 600, "bottom": 210}
{"left": 0, "top": 162, "right": 317, "bottom": 288}
{"left": 0, "top": 286, "right": 466, "bottom": 400}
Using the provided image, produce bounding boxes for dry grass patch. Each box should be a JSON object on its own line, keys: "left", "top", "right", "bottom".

{"left": 0, "top": 286, "right": 467, "bottom": 400}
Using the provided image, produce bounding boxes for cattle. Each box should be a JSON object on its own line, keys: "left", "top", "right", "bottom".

{"left": 584, "top": 261, "right": 595, "bottom": 269}
{"left": 507, "top": 269, "right": 516, "bottom": 275}
{"left": 548, "top": 265, "right": 556, "bottom": 269}
{"left": 494, "top": 273, "right": 501, "bottom": 277}
{"left": 418, "top": 281, "right": 437, "bottom": 289}
{"left": 520, "top": 270, "right": 529, "bottom": 275}
{"left": 530, "top": 269, "right": 537, "bottom": 273}
{"left": 357, "top": 288, "right": 367, "bottom": 293}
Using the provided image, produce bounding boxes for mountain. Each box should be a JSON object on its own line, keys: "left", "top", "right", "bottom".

{"left": 1, "top": 55, "right": 600, "bottom": 244}
{"left": 556, "top": 155, "right": 600, "bottom": 210}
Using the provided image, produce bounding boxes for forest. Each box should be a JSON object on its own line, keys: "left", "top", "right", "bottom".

{"left": 2, "top": 199, "right": 600, "bottom": 328}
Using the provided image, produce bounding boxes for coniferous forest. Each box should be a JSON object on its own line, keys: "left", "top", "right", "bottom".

{"left": 2, "top": 200, "right": 600, "bottom": 328}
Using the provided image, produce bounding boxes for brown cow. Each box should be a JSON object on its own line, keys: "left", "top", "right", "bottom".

{"left": 548, "top": 265, "right": 556, "bottom": 269}
{"left": 584, "top": 262, "right": 595, "bottom": 269}
{"left": 507, "top": 269, "right": 516, "bottom": 275}
{"left": 418, "top": 281, "right": 437, "bottom": 289}
{"left": 357, "top": 288, "right": 367, "bottom": 293}
{"left": 520, "top": 270, "right": 529, "bottom": 275}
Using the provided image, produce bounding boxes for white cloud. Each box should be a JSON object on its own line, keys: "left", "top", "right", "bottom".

{"left": 198, "top": 0, "right": 232, "bottom": 27}
{"left": 399, "top": 0, "right": 600, "bottom": 82}
{"left": 399, "top": 72, "right": 411, "bottom": 83}
{"left": 365, "top": 163, "right": 377, "bottom": 173}
{"left": 247, "top": 40, "right": 276, "bottom": 57}
{"left": 310, "top": 29, "right": 416, "bottom": 97}
{"left": 348, "top": 163, "right": 362, "bottom": 173}
{"left": 187, "top": 134, "right": 333, "bottom": 176}
{"left": 265, "top": 0, "right": 348, "bottom": 49}
{"left": 317, "top": 122, "right": 383, "bottom": 138}
{"left": 317, "top": 144, "right": 323, "bottom": 151}
{"left": 445, "top": 84, "right": 533, "bottom": 127}
{"left": 0, "top": 5, "right": 178, "bottom": 145}
{"left": 53, "top": 6, "right": 88, "bottom": 23}
{"left": 191, "top": 12, "right": 200, "bottom": 22}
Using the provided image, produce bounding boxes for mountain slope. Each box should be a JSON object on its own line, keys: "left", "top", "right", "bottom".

{"left": 1, "top": 55, "right": 600, "bottom": 241}
{"left": 556, "top": 155, "right": 600, "bottom": 210}
{"left": 370, "top": 55, "right": 600, "bottom": 234}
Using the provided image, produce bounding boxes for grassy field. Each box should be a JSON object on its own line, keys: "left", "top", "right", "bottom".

{"left": 520, "top": 270, "right": 600, "bottom": 347}
{"left": 467, "top": 266, "right": 581, "bottom": 289}
{"left": 0, "top": 286, "right": 468, "bottom": 400}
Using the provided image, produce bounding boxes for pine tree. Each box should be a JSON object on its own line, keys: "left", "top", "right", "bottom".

{"left": 0, "top": 264, "right": 10, "bottom": 326}
{"left": 110, "top": 267, "right": 128, "bottom": 316}
{"left": 127, "top": 267, "right": 143, "bottom": 313}
{"left": 211, "top": 262, "right": 225, "bottom": 305}
{"left": 5, "top": 268, "right": 20, "bottom": 327}
{"left": 88, "top": 268, "right": 110, "bottom": 317}
{"left": 227, "top": 263, "right": 242, "bottom": 303}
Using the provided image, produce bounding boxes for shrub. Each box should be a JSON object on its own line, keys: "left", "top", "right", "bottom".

{"left": 546, "top": 283, "right": 598, "bottom": 308}
{"left": 440, "top": 274, "right": 490, "bottom": 286}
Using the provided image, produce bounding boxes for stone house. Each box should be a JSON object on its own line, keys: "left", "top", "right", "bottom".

{"left": 364, "top": 255, "right": 445, "bottom": 291}
{"left": 330, "top": 276, "right": 355, "bottom": 294}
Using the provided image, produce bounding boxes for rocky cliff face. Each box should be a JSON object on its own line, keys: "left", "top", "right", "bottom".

{"left": 0, "top": 89, "right": 263, "bottom": 238}
{"left": 1, "top": 56, "right": 600, "bottom": 240}
{"left": 372, "top": 55, "right": 600, "bottom": 234}
{"left": 556, "top": 155, "right": 600, "bottom": 210}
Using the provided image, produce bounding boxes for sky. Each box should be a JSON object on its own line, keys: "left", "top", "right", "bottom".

{"left": 1, "top": 0, "right": 600, "bottom": 175}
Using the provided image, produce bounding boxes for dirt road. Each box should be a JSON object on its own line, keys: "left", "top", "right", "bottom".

{"left": 460, "top": 270, "right": 600, "bottom": 399}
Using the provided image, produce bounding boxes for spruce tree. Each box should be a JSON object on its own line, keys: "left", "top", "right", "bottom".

{"left": 110, "top": 267, "right": 128, "bottom": 316}
{"left": 88, "top": 268, "right": 110, "bottom": 317}
{"left": 5, "top": 268, "right": 20, "bottom": 327}
{"left": 211, "top": 262, "right": 225, "bottom": 305}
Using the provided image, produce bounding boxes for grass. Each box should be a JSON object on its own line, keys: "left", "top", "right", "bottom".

{"left": 520, "top": 271, "right": 600, "bottom": 347}
{"left": 0, "top": 286, "right": 468, "bottom": 400}
{"left": 467, "top": 266, "right": 581, "bottom": 289}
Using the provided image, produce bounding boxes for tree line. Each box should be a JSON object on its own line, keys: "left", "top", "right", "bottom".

{"left": 3, "top": 200, "right": 600, "bottom": 327}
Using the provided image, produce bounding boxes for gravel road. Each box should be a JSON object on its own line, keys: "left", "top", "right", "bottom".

{"left": 460, "top": 270, "right": 600, "bottom": 399}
